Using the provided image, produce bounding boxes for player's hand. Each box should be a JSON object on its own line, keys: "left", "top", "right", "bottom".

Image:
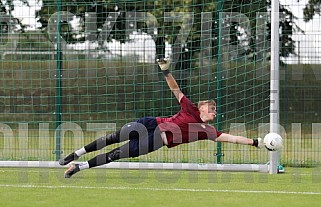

{"left": 157, "top": 57, "right": 170, "bottom": 71}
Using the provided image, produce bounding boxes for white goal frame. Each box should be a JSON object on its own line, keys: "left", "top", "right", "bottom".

{"left": 0, "top": 161, "right": 269, "bottom": 172}
{"left": 0, "top": 2, "right": 280, "bottom": 174}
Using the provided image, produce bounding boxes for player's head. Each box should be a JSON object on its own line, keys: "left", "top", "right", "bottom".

{"left": 198, "top": 100, "right": 216, "bottom": 122}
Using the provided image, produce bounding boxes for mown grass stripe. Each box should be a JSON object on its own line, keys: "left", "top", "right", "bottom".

{"left": 1, "top": 184, "right": 320, "bottom": 195}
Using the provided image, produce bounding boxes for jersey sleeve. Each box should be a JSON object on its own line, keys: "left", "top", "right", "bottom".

{"left": 179, "top": 95, "right": 199, "bottom": 114}
{"left": 206, "top": 128, "right": 223, "bottom": 141}
{"left": 216, "top": 130, "right": 222, "bottom": 137}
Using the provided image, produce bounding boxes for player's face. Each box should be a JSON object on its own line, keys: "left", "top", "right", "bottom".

{"left": 201, "top": 104, "right": 217, "bottom": 122}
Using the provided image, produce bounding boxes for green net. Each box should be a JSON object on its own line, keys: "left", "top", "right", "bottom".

{"left": 1, "top": 0, "right": 319, "bottom": 166}
{"left": 0, "top": 0, "right": 269, "bottom": 164}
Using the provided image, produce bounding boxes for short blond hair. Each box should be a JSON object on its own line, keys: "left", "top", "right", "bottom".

{"left": 197, "top": 100, "right": 216, "bottom": 109}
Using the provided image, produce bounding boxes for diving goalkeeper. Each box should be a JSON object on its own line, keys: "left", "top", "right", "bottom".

{"left": 60, "top": 58, "right": 264, "bottom": 178}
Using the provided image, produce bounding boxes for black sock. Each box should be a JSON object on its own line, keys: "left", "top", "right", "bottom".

{"left": 84, "top": 131, "right": 120, "bottom": 153}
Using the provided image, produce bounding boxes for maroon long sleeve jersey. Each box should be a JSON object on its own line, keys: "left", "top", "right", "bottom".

{"left": 156, "top": 95, "right": 222, "bottom": 148}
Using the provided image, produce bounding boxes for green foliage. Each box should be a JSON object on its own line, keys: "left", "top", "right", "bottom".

{"left": 34, "top": 1, "right": 301, "bottom": 64}
{"left": 303, "top": 0, "right": 321, "bottom": 22}
{"left": 0, "top": 0, "right": 29, "bottom": 31}
{"left": 273, "top": 2, "right": 304, "bottom": 59}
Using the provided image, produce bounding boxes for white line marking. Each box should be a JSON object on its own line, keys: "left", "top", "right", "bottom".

{"left": 0, "top": 184, "right": 320, "bottom": 195}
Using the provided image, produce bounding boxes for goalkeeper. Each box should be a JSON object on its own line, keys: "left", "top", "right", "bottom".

{"left": 60, "top": 58, "right": 264, "bottom": 178}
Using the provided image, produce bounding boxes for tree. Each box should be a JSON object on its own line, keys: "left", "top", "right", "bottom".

{"left": 35, "top": 1, "right": 216, "bottom": 52}
{"left": 36, "top": 0, "right": 162, "bottom": 44}
{"left": 303, "top": 0, "right": 321, "bottom": 22}
{"left": 268, "top": 1, "right": 304, "bottom": 61}
{"left": 220, "top": 0, "right": 303, "bottom": 63}
{"left": 35, "top": 0, "right": 300, "bottom": 64}
{"left": 0, "top": 0, "right": 29, "bottom": 31}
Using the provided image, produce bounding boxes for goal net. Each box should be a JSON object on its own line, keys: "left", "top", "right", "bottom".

{"left": 0, "top": 0, "right": 274, "bottom": 172}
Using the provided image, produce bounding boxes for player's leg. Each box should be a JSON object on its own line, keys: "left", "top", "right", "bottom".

{"left": 64, "top": 125, "right": 164, "bottom": 178}
{"left": 64, "top": 139, "right": 139, "bottom": 178}
{"left": 59, "top": 130, "right": 121, "bottom": 166}
{"left": 60, "top": 121, "right": 147, "bottom": 166}
{"left": 64, "top": 143, "right": 127, "bottom": 178}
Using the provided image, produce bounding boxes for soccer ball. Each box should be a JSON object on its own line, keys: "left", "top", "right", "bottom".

{"left": 264, "top": 132, "right": 283, "bottom": 151}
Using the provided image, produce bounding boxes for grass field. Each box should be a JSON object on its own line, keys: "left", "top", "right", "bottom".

{"left": 0, "top": 167, "right": 320, "bottom": 207}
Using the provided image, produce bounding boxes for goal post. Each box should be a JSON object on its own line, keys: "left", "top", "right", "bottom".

{"left": 269, "top": 0, "right": 281, "bottom": 174}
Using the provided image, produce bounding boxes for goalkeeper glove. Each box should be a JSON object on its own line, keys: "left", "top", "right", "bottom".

{"left": 252, "top": 138, "right": 264, "bottom": 149}
{"left": 157, "top": 58, "right": 170, "bottom": 76}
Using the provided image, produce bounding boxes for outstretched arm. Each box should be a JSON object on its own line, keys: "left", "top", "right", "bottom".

{"left": 164, "top": 73, "right": 184, "bottom": 102}
{"left": 157, "top": 58, "right": 184, "bottom": 102}
{"left": 216, "top": 133, "right": 264, "bottom": 148}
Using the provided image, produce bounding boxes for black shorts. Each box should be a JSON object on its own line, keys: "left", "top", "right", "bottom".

{"left": 120, "top": 117, "right": 164, "bottom": 157}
